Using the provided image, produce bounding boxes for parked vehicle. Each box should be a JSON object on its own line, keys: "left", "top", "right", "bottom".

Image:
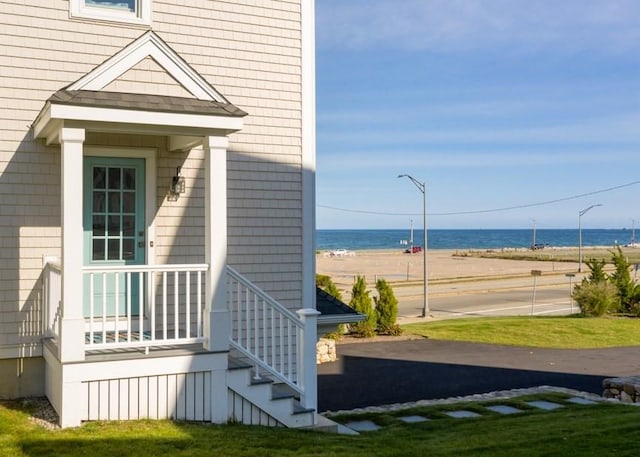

{"left": 404, "top": 246, "right": 422, "bottom": 254}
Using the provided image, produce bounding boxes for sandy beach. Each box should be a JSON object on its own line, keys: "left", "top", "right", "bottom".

{"left": 317, "top": 248, "right": 579, "bottom": 287}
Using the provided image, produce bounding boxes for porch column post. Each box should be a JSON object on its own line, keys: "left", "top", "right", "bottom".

{"left": 203, "top": 135, "right": 229, "bottom": 423}
{"left": 296, "top": 308, "right": 320, "bottom": 416}
{"left": 59, "top": 127, "right": 86, "bottom": 364}
{"left": 203, "top": 136, "right": 229, "bottom": 352}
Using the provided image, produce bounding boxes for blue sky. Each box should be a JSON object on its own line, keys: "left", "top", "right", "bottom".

{"left": 314, "top": 0, "right": 640, "bottom": 230}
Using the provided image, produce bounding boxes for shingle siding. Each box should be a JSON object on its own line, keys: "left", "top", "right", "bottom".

{"left": 0, "top": 0, "right": 304, "bottom": 356}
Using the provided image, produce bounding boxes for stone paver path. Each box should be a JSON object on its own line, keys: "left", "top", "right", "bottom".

{"left": 332, "top": 390, "right": 606, "bottom": 434}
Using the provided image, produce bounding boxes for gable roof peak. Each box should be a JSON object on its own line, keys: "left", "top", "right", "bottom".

{"left": 67, "top": 30, "right": 227, "bottom": 103}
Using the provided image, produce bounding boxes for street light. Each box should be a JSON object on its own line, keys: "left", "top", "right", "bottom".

{"left": 578, "top": 204, "right": 602, "bottom": 272}
{"left": 398, "top": 174, "right": 429, "bottom": 317}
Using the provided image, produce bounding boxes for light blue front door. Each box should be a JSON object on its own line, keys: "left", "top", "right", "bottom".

{"left": 83, "top": 157, "right": 146, "bottom": 317}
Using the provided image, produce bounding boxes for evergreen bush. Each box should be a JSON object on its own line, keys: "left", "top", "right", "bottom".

{"left": 374, "top": 278, "right": 401, "bottom": 335}
{"left": 349, "top": 275, "right": 376, "bottom": 337}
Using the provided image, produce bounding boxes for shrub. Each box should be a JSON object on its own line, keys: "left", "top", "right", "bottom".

{"left": 374, "top": 278, "right": 400, "bottom": 335}
{"left": 349, "top": 275, "right": 376, "bottom": 337}
{"left": 572, "top": 281, "right": 618, "bottom": 317}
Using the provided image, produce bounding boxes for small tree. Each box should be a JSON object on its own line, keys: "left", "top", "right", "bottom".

{"left": 609, "top": 246, "right": 637, "bottom": 313}
{"left": 584, "top": 258, "right": 607, "bottom": 283}
{"left": 349, "top": 275, "right": 376, "bottom": 337}
{"left": 374, "top": 278, "right": 401, "bottom": 335}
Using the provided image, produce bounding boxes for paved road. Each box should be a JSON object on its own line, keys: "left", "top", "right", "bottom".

{"left": 400, "top": 286, "right": 575, "bottom": 320}
{"left": 317, "top": 339, "right": 640, "bottom": 412}
{"left": 396, "top": 275, "right": 580, "bottom": 319}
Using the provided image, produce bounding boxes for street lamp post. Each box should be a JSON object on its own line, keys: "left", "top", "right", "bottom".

{"left": 578, "top": 204, "right": 602, "bottom": 273}
{"left": 398, "top": 174, "right": 429, "bottom": 317}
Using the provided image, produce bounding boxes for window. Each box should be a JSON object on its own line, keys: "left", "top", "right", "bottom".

{"left": 71, "top": 0, "right": 151, "bottom": 25}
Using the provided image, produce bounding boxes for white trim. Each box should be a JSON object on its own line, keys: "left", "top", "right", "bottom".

{"left": 301, "top": 0, "right": 317, "bottom": 313}
{"left": 83, "top": 147, "right": 157, "bottom": 267}
{"left": 67, "top": 31, "right": 226, "bottom": 102}
{"left": 70, "top": 0, "right": 151, "bottom": 26}
{"left": 49, "top": 104, "right": 243, "bottom": 132}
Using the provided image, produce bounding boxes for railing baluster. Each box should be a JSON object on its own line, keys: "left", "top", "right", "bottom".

{"left": 162, "top": 271, "right": 167, "bottom": 341}
{"left": 150, "top": 270, "right": 156, "bottom": 341}
{"left": 174, "top": 271, "right": 179, "bottom": 340}
{"left": 287, "top": 320, "right": 292, "bottom": 380}
{"left": 89, "top": 272, "right": 94, "bottom": 346}
{"left": 101, "top": 273, "right": 107, "bottom": 345}
{"left": 270, "top": 307, "right": 275, "bottom": 366}
{"left": 126, "top": 272, "right": 132, "bottom": 342}
{"left": 186, "top": 271, "right": 191, "bottom": 339}
{"left": 114, "top": 273, "right": 119, "bottom": 343}
{"left": 139, "top": 271, "right": 144, "bottom": 342}
{"left": 197, "top": 271, "right": 202, "bottom": 338}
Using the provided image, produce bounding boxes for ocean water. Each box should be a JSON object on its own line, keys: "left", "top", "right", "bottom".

{"left": 316, "top": 229, "right": 636, "bottom": 251}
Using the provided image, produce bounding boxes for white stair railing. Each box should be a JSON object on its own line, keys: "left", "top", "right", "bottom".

{"left": 227, "top": 266, "right": 308, "bottom": 396}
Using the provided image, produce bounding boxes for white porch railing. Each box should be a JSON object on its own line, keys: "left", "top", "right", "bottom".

{"left": 227, "top": 266, "right": 309, "bottom": 396}
{"left": 83, "top": 264, "right": 208, "bottom": 351}
{"left": 43, "top": 258, "right": 62, "bottom": 340}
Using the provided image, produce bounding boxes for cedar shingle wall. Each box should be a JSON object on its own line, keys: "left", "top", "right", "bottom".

{"left": 0, "top": 0, "right": 303, "bottom": 354}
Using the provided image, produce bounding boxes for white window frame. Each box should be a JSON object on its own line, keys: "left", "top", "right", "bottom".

{"left": 70, "top": 0, "right": 151, "bottom": 25}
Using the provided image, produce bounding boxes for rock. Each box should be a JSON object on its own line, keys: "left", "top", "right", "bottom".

{"left": 620, "top": 391, "right": 633, "bottom": 403}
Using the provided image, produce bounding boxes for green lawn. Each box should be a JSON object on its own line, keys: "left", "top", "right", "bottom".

{"left": 403, "top": 316, "right": 640, "bottom": 348}
{"left": 3, "top": 395, "right": 640, "bottom": 456}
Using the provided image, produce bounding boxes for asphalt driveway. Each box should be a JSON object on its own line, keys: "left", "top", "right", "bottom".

{"left": 317, "top": 338, "right": 640, "bottom": 412}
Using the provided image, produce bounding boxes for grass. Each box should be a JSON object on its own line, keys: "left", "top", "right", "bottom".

{"left": 402, "top": 316, "right": 640, "bottom": 348}
{"left": 3, "top": 395, "right": 640, "bottom": 456}
{"left": 457, "top": 246, "right": 640, "bottom": 264}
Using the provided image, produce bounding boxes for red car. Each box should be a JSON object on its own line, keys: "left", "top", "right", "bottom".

{"left": 404, "top": 246, "right": 422, "bottom": 253}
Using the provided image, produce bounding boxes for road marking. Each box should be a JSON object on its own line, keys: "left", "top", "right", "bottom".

{"left": 446, "top": 301, "right": 572, "bottom": 317}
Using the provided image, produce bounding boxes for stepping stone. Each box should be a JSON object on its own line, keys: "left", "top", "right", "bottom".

{"left": 567, "top": 397, "right": 597, "bottom": 405}
{"left": 345, "top": 420, "right": 381, "bottom": 432}
{"left": 444, "top": 410, "right": 482, "bottom": 419}
{"left": 399, "top": 415, "right": 430, "bottom": 423}
{"left": 526, "top": 400, "right": 564, "bottom": 411}
{"left": 485, "top": 405, "right": 523, "bottom": 415}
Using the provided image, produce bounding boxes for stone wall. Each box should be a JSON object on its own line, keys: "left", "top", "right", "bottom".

{"left": 603, "top": 377, "right": 640, "bottom": 402}
{"left": 316, "top": 338, "right": 336, "bottom": 364}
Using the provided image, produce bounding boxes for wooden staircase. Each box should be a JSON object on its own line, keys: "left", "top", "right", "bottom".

{"left": 227, "top": 353, "right": 315, "bottom": 428}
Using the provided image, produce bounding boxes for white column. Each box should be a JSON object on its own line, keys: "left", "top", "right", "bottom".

{"left": 59, "top": 127, "right": 85, "bottom": 363}
{"left": 203, "top": 136, "right": 229, "bottom": 353}
{"left": 301, "top": 0, "right": 317, "bottom": 313}
{"left": 296, "top": 308, "right": 320, "bottom": 416}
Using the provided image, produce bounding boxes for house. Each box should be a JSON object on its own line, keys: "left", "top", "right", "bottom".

{"left": 0, "top": 0, "right": 325, "bottom": 428}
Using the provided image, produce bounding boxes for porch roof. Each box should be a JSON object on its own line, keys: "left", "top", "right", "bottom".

{"left": 49, "top": 90, "right": 247, "bottom": 118}
{"left": 33, "top": 89, "right": 247, "bottom": 148}
{"left": 316, "top": 287, "right": 366, "bottom": 326}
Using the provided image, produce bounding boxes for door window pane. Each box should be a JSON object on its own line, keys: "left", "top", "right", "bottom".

{"left": 93, "top": 215, "right": 105, "bottom": 236}
{"left": 92, "top": 239, "right": 105, "bottom": 261}
{"left": 108, "top": 215, "right": 121, "bottom": 234}
{"left": 122, "top": 168, "right": 136, "bottom": 190}
{"left": 93, "top": 167, "right": 106, "bottom": 189}
{"left": 122, "top": 239, "right": 135, "bottom": 260}
{"left": 108, "top": 239, "right": 121, "bottom": 260}
{"left": 108, "top": 192, "right": 121, "bottom": 212}
{"left": 108, "top": 167, "right": 121, "bottom": 189}
{"left": 93, "top": 191, "right": 105, "bottom": 212}
{"left": 122, "top": 216, "right": 135, "bottom": 237}
{"left": 123, "top": 192, "right": 135, "bottom": 213}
